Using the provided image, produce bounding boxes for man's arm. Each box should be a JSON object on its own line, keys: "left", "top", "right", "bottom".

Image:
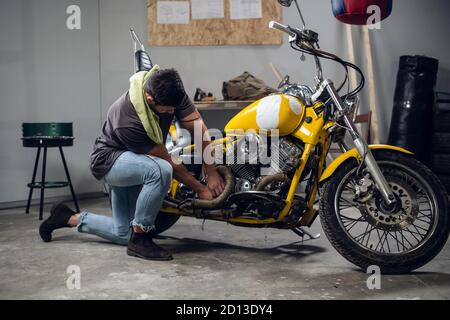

{"left": 178, "top": 110, "right": 225, "bottom": 197}
{"left": 148, "top": 144, "right": 213, "bottom": 200}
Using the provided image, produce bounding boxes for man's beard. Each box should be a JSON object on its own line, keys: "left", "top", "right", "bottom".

{"left": 146, "top": 99, "right": 160, "bottom": 115}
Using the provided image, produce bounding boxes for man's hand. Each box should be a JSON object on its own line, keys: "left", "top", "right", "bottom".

{"left": 197, "top": 185, "right": 214, "bottom": 200}
{"left": 179, "top": 111, "right": 225, "bottom": 198}
{"left": 205, "top": 166, "right": 225, "bottom": 198}
{"left": 149, "top": 144, "right": 209, "bottom": 199}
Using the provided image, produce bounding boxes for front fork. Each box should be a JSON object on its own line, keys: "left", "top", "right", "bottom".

{"left": 321, "top": 79, "right": 396, "bottom": 205}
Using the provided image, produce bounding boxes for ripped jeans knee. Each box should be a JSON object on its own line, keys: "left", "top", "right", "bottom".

{"left": 131, "top": 222, "right": 155, "bottom": 233}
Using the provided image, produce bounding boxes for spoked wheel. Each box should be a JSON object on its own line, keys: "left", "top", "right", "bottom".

{"left": 320, "top": 151, "right": 450, "bottom": 274}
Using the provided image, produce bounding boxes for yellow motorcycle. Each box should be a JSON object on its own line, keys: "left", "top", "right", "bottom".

{"left": 132, "top": 1, "right": 449, "bottom": 274}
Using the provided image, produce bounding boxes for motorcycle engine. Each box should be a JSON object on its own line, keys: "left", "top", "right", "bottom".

{"left": 229, "top": 135, "right": 303, "bottom": 192}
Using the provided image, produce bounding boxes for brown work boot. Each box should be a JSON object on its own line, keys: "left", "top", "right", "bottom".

{"left": 127, "top": 231, "right": 173, "bottom": 261}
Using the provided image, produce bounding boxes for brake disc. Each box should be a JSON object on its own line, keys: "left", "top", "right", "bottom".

{"left": 361, "top": 177, "right": 419, "bottom": 231}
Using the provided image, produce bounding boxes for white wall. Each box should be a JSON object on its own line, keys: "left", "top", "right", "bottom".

{"left": 368, "top": 0, "right": 450, "bottom": 137}
{"left": 97, "top": 0, "right": 450, "bottom": 141}
{"left": 0, "top": 0, "right": 103, "bottom": 204}
{"left": 1, "top": 0, "right": 449, "bottom": 204}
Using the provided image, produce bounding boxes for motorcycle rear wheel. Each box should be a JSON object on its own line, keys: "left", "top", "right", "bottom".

{"left": 154, "top": 213, "right": 180, "bottom": 235}
{"left": 319, "top": 150, "right": 450, "bottom": 274}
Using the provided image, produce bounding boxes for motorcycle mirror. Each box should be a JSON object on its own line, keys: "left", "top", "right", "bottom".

{"left": 278, "top": 0, "right": 307, "bottom": 29}
{"left": 278, "top": 0, "right": 293, "bottom": 6}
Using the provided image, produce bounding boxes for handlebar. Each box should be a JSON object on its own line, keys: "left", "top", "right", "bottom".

{"left": 269, "top": 21, "right": 298, "bottom": 38}
{"left": 269, "top": 18, "right": 364, "bottom": 97}
{"left": 269, "top": 21, "right": 319, "bottom": 45}
{"left": 130, "top": 28, "right": 145, "bottom": 51}
{"left": 269, "top": 21, "right": 323, "bottom": 82}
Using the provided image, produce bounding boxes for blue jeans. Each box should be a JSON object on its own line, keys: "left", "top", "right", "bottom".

{"left": 77, "top": 151, "right": 173, "bottom": 245}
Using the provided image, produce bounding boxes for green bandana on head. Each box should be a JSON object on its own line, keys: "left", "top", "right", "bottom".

{"left": 129, "top": 65, "right": 163, "bottom": 145}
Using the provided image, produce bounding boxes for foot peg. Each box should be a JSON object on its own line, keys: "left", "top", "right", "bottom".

{"left": 292, "top": 227, "right": 320, "bottom": 240}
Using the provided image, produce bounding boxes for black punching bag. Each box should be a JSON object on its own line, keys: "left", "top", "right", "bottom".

{"left": 388, "top": 55, "right": 439, "bottom": 162}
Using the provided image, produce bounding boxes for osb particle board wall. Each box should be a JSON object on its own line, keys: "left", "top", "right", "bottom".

{"left": 148, "top": 0, "right": 282, "bottom": 46}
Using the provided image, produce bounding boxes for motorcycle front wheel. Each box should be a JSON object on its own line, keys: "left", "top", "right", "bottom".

{"left": 319, "top": 150, "right": 450, "bottom": 274}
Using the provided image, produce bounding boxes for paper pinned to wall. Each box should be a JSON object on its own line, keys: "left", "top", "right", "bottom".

{"left": 191, "top": 0, "right": 224, "bottom": 20}
{"left": 157, "top": 1, "right": 190, "bottom": 25}
{"left": 230, "top": 0, "right": 262, "bottom": 20}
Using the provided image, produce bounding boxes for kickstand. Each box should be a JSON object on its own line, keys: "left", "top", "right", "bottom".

{"left": 292, "top": 227, "right": 321, "bottom": 241}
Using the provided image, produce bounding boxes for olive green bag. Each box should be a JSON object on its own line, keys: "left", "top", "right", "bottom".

{"left": 222, "top": 72, "right": 278, "bottom": 101}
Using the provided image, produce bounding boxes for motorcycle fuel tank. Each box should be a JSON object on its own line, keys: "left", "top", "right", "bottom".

{"left": 225, "top": 94, "right": 305, "bottom": 136}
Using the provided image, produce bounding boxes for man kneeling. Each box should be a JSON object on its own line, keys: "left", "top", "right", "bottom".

{"left": 39, "top": 67, "right": 224, "bottom": 260}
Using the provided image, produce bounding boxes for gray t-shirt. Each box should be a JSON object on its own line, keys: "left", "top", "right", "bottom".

{"left": 89, "top": 91, "right": 195, "bottom": 180}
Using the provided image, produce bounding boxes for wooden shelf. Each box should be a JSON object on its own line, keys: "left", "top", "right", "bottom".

{"left": 195, "top": 101, "right": 254, "bottom": 111}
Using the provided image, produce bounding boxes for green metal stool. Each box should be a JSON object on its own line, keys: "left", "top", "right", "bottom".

{"left": 22, "top": 123, "right": 80, "bottom": 220}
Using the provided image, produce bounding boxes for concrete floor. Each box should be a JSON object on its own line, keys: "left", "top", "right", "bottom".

{"left": 1, "top": 197, "right": 450, "bottom": 300}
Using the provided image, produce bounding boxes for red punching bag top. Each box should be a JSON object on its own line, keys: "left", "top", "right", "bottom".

{"left": 332, "top": 0, "right": 393, "bottom": 25}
